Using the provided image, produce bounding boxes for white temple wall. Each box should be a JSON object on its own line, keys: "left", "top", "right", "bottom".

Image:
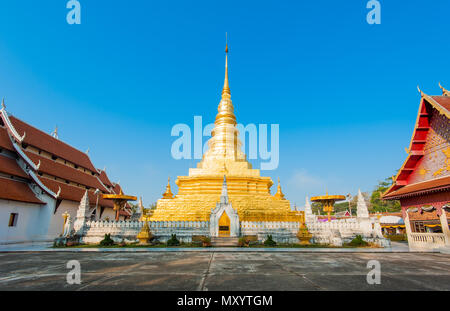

{"left": 47, "top": 200, "right": 79, "bottom": 240}
{"left": 305, "top": 217, "right": 390, "bottom": 247}
{"left": 79, "top": 220, "right": 210, "bottom": 244}
{"left": 77, "top": 218, "right": 390, "bottom": 246}
{"left": 100, "top": 208, "right": 117, "bottom": 221}
{"left": 240, "top": 221, "right": 300, "bottom": 243}
{"left": 79, "top": 220, "right": 302, "bottom": 244}
{"left": 0, "top": 199, "right": 46, "bottom": 244}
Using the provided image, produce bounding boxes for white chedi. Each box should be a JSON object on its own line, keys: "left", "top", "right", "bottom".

{"left": 304, "top": 196, "right": 316, "bottom": 223}
{"left": 74, "top": 190, "right": 91, "bottom": 234}
{"left": 356, "top": 189, "right": 369, "bottom": 219}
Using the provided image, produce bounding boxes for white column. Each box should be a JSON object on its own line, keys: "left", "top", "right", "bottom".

{"left": 404, "top": 211, "right": 414, "bottom": 249}
{"left": 439, "top": 208, "right": 450, "bottom": 246}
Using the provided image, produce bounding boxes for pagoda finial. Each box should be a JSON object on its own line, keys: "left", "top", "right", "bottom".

{"left": 162, "top": 176, "right": 173, "bottom": 199}
{"left": 1, "top": 97, "right": 5, "bottom": 110}
{"left": 274, "top": 178, "right": 285, "bottom": 200}
{"left": 439, "top": 82, "right": 450, "bottom": 96}
{"left": 222, "top": 33, "right": 230, "bottom": 97}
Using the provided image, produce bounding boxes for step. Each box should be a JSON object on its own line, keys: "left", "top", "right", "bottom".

{"left": 211, "top": 237, "right": 239, "bottom": 247}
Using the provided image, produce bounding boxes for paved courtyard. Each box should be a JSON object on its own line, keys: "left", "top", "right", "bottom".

{"left": 0, "top": 252, "right": 449, "bottom": 291}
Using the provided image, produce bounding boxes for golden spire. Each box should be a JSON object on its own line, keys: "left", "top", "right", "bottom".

{"left": 222, "top": 33, "right": 230, "bottom": 97}
{"left": 162, "top": 177, "right": 174, "bottom": 199}
{"left": 274, "top": 178, "right": 285, "bottom": 200}
{"left": 215, "top": 36, "right": 235, "bottom": 125}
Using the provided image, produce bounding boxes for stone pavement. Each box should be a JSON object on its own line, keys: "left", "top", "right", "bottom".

{"left": 0, "top": 251, "right": 448, "bottom": 290}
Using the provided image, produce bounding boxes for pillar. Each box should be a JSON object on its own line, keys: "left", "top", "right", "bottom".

{"left": 403, "top": 209, "right": 414, "bottom": 249}
{"left": 439, "top": 207, "right": 450, "bottom": 246}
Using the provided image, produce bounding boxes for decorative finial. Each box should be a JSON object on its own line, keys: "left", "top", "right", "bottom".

{"left": 417, "top": 85, "right": 424, "bottom": 97}
{"left": 86, "top": 147, "right": 90, "bottom": 154}
{"left": 1, "top": 97, "right": 5, "bottom": 110}
{"left": 439, "top": 82, "right": 450, "bottom": 96}
{"left": 225, "top": 32, "right": 228, "bottom": 53}
{"left": 163, "top": 176, "right": 173, "bottom": 199}
{"left": 222, "top": 34, "right": 230, "bottom": 97}
{"left": 51, "top": 125, "right": 59, "bottom": 139}
{"left": 274, "top": 177, "right": 285, "bottom": 200}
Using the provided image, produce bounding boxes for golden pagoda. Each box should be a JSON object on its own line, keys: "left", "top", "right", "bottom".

{"left": 145, "top": 43, "right": 302, "bottom": 224}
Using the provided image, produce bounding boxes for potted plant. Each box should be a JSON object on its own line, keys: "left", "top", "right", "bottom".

{"left": 238, "top": 237, "right": 250, "bottom": 247}
{"left": 263, "top": 235, "right": 277, "bottom": 247}
{"left": 166, "top": 234, "right": 180, "bottom": 246}
{"left": 201, "top": 236, "right": 211, "bottom": 247}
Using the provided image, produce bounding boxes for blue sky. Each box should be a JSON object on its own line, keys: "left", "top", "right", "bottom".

{"left": 0, "top": 1, "right": 449, "bottom": 208}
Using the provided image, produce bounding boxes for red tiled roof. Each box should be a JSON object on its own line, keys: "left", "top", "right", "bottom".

{"left": 0, "top": 177, "right": 44, "bottom": 204}
{"left": 9, "top": 116, "right": 97, "bottom": 172}
{"left": 0, "top": 155, "right": 29, "bottom": 179}
{"left": 112, "top": 183, "right": 125, "bottom": 195}
{"left": 98, "top": 169, "right": 113, "bottom": 187}
{"left": 431, "top": 96, "right": 450, "bottom": 112}
{"left": 39, "top": 177, "right": 114, "bottom": 208}
{"left": 25, "top": 151, "right": 108, "bottom": 192}
{"left": 383, "top": 176, "right": 450, "bottom": 199}
{"left": 0, "top": 127, "right": 14, "bottom": 151}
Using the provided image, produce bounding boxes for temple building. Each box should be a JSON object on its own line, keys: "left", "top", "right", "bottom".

{"left": 383, "top": 84, "right": 450, "bottom": 251}
{"left": 144, "top": 44, "right": 302, "bottom": 237}
{"left": 0, "top": 101, "right": 130, "bottom": 244}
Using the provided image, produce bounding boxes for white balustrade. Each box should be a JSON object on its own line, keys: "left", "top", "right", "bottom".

{"left": 409, "top": 232, "right": 445, "bottom": 249}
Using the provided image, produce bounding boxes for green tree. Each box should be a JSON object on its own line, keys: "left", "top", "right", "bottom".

{"left": 128, "top": 203, "right": 139, "bottom": 214}
{"left": 370, "top": 177, "right": 401, "bottom": 212}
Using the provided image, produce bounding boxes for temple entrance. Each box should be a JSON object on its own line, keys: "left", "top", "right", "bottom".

{"left": 218, "top": 211, "right": 230, "bottom": 237}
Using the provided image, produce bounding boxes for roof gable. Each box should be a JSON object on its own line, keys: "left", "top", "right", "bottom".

{"left": 383, "top": 86, "right": 450, "bottom": 199}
